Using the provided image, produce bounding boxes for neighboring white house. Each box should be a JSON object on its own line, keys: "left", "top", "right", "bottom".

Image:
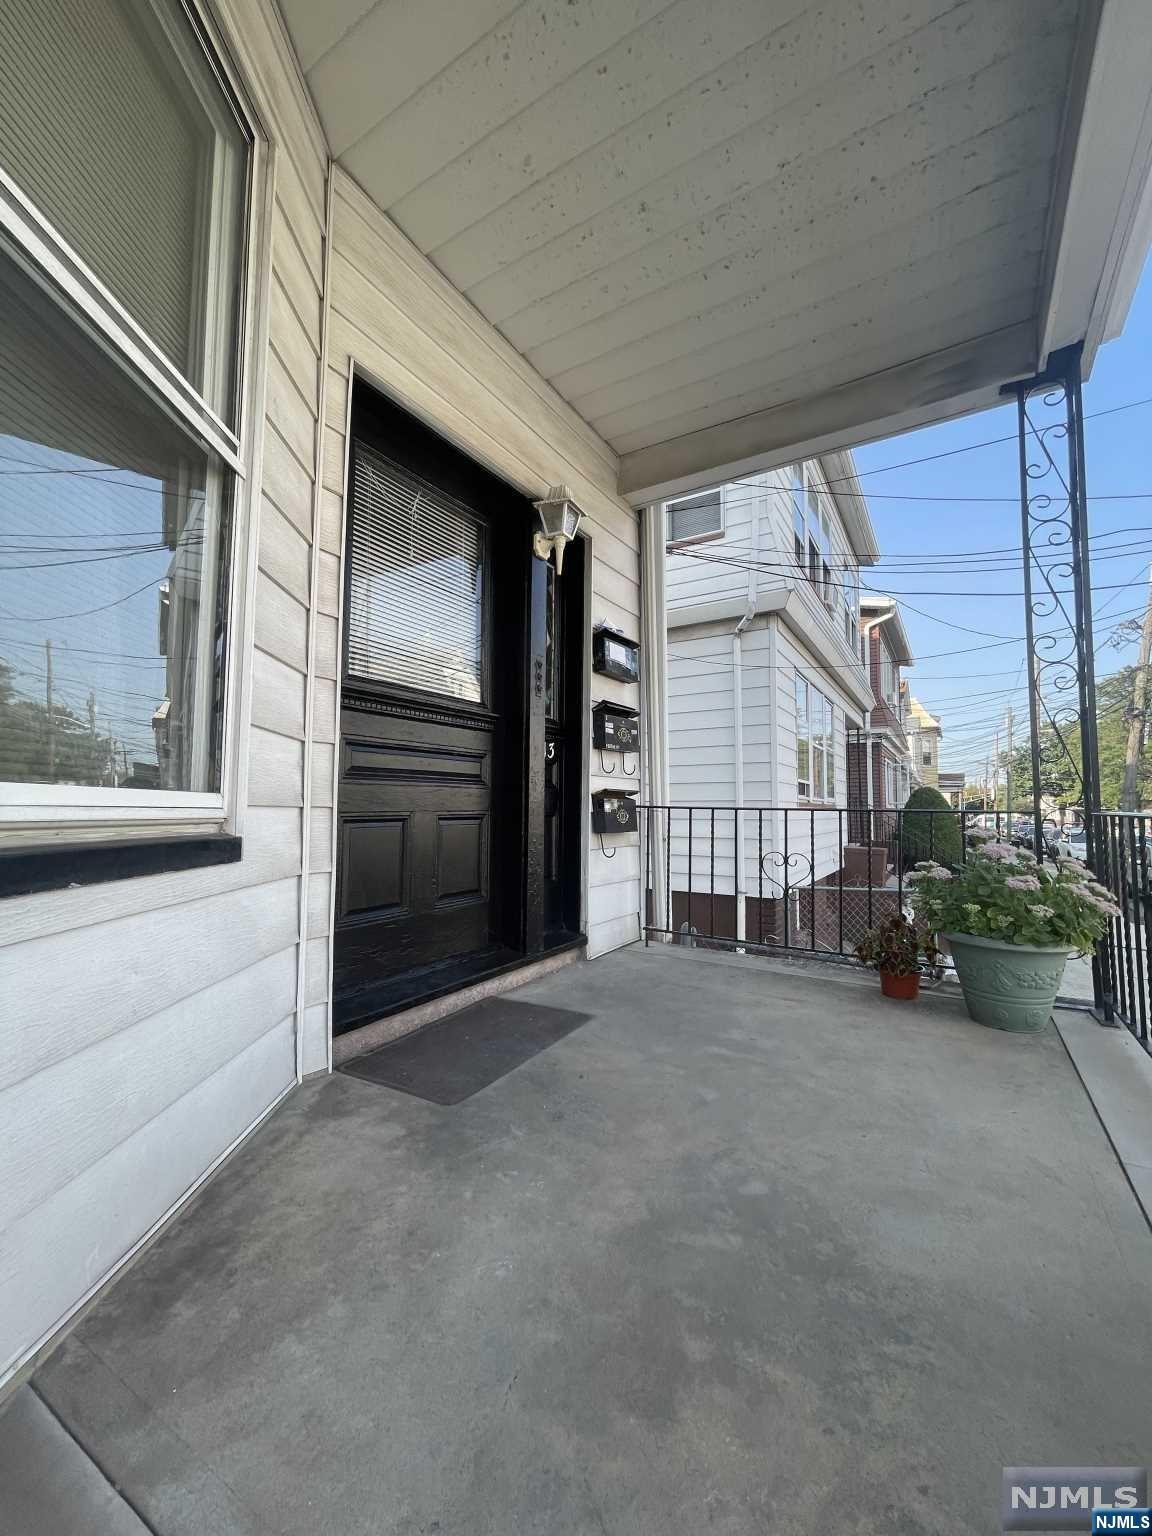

{"left": 662, "top": 454, "right": 879, "bottom": 942}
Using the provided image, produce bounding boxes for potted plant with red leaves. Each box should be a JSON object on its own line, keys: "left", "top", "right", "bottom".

{"left": 855, "top": 914, "right": 940, "bottom": 1000}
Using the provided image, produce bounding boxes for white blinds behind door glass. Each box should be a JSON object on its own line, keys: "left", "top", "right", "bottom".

{"left": 0, "top": 0, "right": 245, "bottom": 412}
{"left": 348, "top": 446, "right": 485, "bottom": 704}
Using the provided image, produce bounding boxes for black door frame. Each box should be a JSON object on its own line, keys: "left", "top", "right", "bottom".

{"left": 334, "top": 379, "right": 585, "bottom": 1030}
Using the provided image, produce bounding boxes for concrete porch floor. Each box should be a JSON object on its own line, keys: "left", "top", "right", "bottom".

{"left": 12, "top": 945, "right": 1152, "bottom": 1535}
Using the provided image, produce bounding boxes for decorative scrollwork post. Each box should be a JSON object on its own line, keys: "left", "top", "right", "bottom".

{"left": 1003, "top": 342, "right": 1106, "bottom": 1009}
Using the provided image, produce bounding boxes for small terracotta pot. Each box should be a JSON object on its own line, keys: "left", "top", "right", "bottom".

{"left": 880, "top": 969, "right": 920, "bottom": 1001}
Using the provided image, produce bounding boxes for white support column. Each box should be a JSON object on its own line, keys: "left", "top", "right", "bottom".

{"left": 640, "top": 504, "right": 670, "bottom": 938}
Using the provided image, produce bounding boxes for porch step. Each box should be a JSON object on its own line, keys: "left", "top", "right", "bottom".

{"left": 0, "top": 1387, "right": 152, "bottom": 1536}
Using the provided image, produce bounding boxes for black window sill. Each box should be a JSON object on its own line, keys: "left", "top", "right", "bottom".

{"left": 0, "top": 834, "right": 243, "bottom": 900}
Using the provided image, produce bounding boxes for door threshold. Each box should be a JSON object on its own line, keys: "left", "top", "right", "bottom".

{"left": 332, "top": 934, "right": 585, "bottom": 1036}
{"left": 332, "top": 938, "right": 586, "bottom": 1066}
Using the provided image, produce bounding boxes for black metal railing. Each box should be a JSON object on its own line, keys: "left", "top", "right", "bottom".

{"left": 640, "top": 803, "right": 1152, "bottom": 1054}
{"left": 1090, "top": 812, "right": 1151, "bottom": 1051}
{"left": 639, "top": 804, "right": 1032, "bottom": 960}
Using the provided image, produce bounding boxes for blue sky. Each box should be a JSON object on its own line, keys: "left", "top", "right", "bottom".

{"left": 853, "top": 258, "right": 1152, "bottom": 781}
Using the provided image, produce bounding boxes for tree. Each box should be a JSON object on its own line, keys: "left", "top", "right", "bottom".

{"left": 0, "top": 660, "right": 119, "bottom": 785}
{"left": 1002, "top": 667, "right": 1149, "bottom": 811}
{"left": 900, "top": 784, "right": 963, "bottom": 869}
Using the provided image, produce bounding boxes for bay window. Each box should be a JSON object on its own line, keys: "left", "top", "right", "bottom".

{"left": 0, "top": 0, "right": 254, "bottom": 828}
{"left": 790, "top": 464, "right": 843, "bottom": 611}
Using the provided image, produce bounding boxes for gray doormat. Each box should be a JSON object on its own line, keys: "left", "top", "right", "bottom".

{"left": 337, "top": 997, "right": 593, "bottom": 1104}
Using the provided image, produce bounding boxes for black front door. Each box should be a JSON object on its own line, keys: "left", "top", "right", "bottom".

{"left": 333, "top": 391, "right": 535, "bottom": 1031}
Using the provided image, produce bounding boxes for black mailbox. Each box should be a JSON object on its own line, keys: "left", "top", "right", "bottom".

{"left": 592, "top": 789, "right": 638, "bottom": 835}
{"left": 592, "top": 701, "right": 640, "bottom": 755}
{"left": 592, "top": 626, "right": 640, "bottom": 684}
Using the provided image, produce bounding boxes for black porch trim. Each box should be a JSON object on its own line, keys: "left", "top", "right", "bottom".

{"left": 0, "top": 834, "right": 242, "bottom": 899}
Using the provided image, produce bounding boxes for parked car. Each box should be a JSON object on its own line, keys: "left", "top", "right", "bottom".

{"left": 1053, "top": 826, "right": 1088, "bottom": 860}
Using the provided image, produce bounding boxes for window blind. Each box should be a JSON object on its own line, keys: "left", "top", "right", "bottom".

{"left": 0, "top": 0, "right": 245, "bottom": 414}
{"left": 666, "top": 490, "right": 721, "bottom": 543}
{"left": 348, "top": 446, "right": 485, "bottom": 704}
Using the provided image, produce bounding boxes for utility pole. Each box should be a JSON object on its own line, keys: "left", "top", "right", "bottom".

{"left": 44, "top": 639, "right": 55, "bottom": 779}
{"left": 88, "top": 690, "right": 101, "bottom": 784}
{"left": 992, "top": 728, "right": 1000, "bottom": 815}
{"left": 1120, "top": 562, "right": 1152, "bottom": 810}
{"left": 984, "top": 755, "right": 991, "bottom": 812}
{"left": 1005, "top": 707, "right": 1014, "bottom": 824}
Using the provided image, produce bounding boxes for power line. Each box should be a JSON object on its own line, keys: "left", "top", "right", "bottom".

{"left": 696, "top": 483, "right": 1152, "bottom": 508}
{"left": 669, "top": 533, "right": 1152, "bottom": 579}
{"left": 666, "top": 602, "right": 1148, "bottom": 676}
{"left": 0, "top": 637, "right": 166, "bottom": 662}
{"left": 672, "top": 545, "right": 1152, "bottom": 601}
{"left": 674, "top": 524, "right": 1152, "bottom": 566}
{"left": 814, "top": 392, "right": 1152, "bottom": 490}
{"left": 0, "top": 546, "right": 193, "bottom": 573}
{"left": 0, "top": 574, "right": 167, "bottom": 623}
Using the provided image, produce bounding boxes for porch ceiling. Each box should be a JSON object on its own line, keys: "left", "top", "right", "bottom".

{"left": 278, "top": 0, "right": 1152, "bottom": 501}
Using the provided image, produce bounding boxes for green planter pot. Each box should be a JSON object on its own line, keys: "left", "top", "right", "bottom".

{"left": 942, "top": 931, "right": 1071, "bottom": 1033}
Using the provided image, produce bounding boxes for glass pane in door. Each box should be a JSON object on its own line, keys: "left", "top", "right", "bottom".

{"left": 347, "top": 445, "right": 485, "bottom": 703}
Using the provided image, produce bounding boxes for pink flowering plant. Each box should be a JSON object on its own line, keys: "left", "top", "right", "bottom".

{"left": 907, "top": 843, "right": 1120, "bottom": 951}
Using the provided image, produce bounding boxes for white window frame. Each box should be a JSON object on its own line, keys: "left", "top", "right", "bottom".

{"left": 884, "top": 756, "right": 900, "bottom": 808}
{"left": 841, "top": 564, "right": 858, "bottom": 650}
{"left": 880, "top": 647, "right": 899, "bottom": 706}
{"left": 0, "top": 0, "right": 269, "bottom": 839}
{"left": 795, "top": 676, "right": 811, "bottom": 798}
{"left": 795, "top": 672, "right": 837, "bottom": 804}
{"left": 790, "top": 463, "right": 847, "bottom": 614}
{"left": 665, "top": 486, "right": 724, "bottom": 548}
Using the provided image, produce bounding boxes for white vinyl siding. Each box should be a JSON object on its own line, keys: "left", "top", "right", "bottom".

{"left": 665, "top": 478, "right": 766, "bottom": 614}
{"left": 0, "top": 0, "right": 328, "bottom": 1392}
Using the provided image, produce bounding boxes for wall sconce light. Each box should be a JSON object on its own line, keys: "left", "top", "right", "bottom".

{"left": 533, "top": 484, "right": 584, "bottom": 574}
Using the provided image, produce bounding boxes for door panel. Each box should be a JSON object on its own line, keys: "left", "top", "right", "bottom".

{"left": 334, "top": 702, "right": 496, "bottom": 1016}
{"left": 340, "top": 816, "right": 407, "bottom": 917}
{"left": 334, "top": 427, "right": 503, "bottom": 1029}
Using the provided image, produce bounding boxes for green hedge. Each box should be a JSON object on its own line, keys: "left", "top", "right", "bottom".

{"left": 899, "top": 785, "right": 962, "bottom": 869}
